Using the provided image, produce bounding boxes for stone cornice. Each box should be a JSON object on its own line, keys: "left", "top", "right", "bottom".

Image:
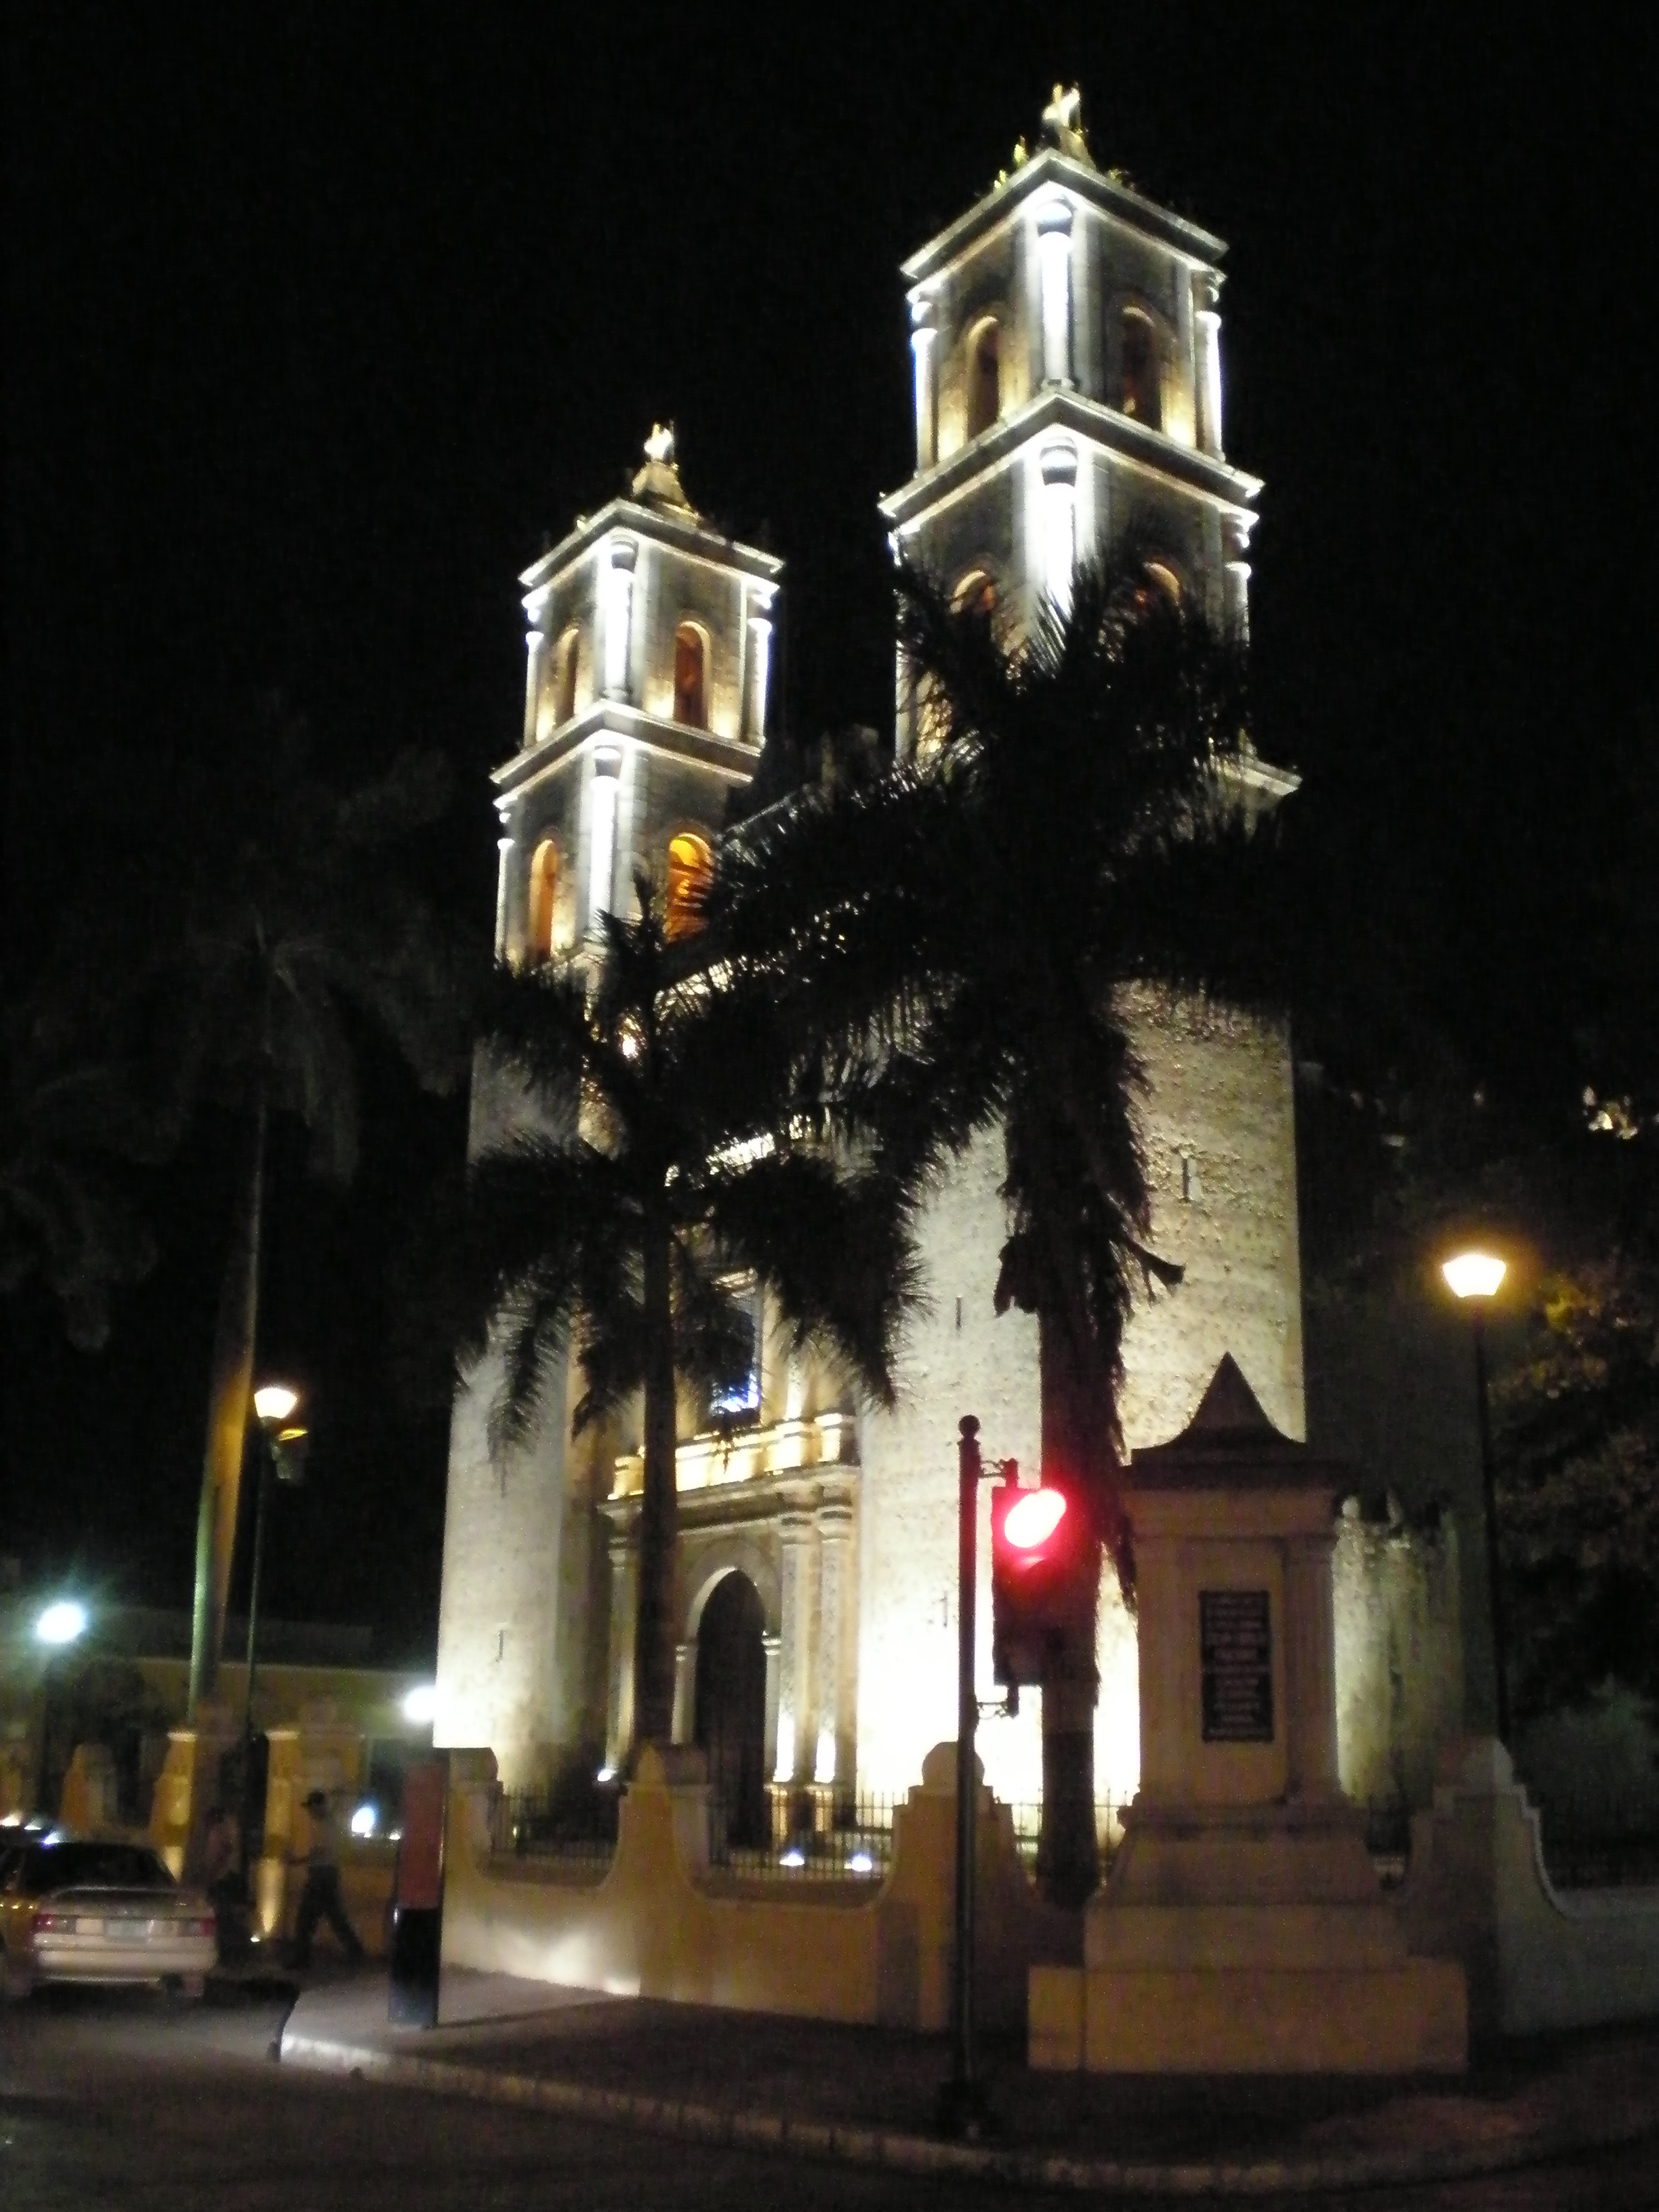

{"left": 492, "top": 702, "right": 760, "bottom": 801}
{"left": 519, "top": 497, "right": 782, "bottom": 605}
{"left": 880, "top": 386, "right": 1262, "bottom": 533}
{"left": 901, "top": 146, "right": 1227, "bottom": 291}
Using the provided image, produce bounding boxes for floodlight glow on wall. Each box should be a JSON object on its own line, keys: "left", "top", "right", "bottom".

{"left": 1442, "top": 1252, "right": 1506, "bottom": 1301}
{"left": 1036, "top": 200, "right": 1074, "bottom": 386}
{"left": 1040, "top": 442, "right": 1078, "bottom": 617}
{"left": 603, "top": 539, "right": 636, "bottom": 699}
{"left": 587, "top": 757, "right": 621, "bottom": 933}
{"left": 35, "top": 1600, "right": 87, "bottom": 1647}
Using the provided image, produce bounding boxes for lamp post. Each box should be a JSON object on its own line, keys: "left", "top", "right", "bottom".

{"left": 241, "top": 1385, "right": 308, "bottom": 1887}
{"left": 33, "top": 1598, "right": 88, "bottom": 1816}
{"left": 1442, "top": 1251, "right": 1511, "bottom": 1742}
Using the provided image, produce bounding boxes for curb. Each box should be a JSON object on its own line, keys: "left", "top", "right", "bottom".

{"left": 279, "top": 2029, "right": 1658, "bottom": 2196}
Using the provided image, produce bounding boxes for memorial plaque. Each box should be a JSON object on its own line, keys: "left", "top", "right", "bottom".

{"left": 1200, "top": 1588, "right": 1274, "bottom": 1742}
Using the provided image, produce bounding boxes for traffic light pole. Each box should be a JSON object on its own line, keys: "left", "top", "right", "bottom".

{"left": 939, "top": 1414, "right": 991, "bottom": 2140}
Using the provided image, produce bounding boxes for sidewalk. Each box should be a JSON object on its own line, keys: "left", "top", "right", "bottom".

{"left": 276, "top": 1967, "right": 1659, "bottom": 2196}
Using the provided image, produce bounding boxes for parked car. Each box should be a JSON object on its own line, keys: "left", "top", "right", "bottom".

{"left": 0, "top": 1835, "right": 216, "bottom": 2000}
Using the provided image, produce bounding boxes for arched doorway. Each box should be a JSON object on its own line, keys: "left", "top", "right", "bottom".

{"left": 694, "top": 1571, "right": 767, "bottom": 1849}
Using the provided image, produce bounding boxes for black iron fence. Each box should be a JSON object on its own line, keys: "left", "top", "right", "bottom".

{"left": 1004, "top": 1798, "right": 1127, "bottom": 1879}
{"left": 490, "top": 1781, "right": 619, "bottom": 1868}
{"left": 707, "top": 1788, "right": 899, "bottom": 1878}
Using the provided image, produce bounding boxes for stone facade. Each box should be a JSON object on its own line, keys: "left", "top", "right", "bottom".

{"left": 433, "top": 97, "right": 1454, "bottom": 1816}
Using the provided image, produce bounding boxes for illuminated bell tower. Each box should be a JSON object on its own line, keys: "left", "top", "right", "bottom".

{"left": 856, "top": 92, "right": 1306, "bottom": 1811}
{"left": 435, "top": 430, "right": 782, "bottom": 1784}
{"left": 884, "top": 85, "right": 1272, "bottom": 727}
{"left": 493, "top": 426, "right": 781, "bottom": 970}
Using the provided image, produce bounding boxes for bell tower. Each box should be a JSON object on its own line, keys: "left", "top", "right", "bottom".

{"left": 883, "top": 87, "right": 1277, "bottom": 764}
{"left": 855, "top": 93, "right": 1307, "bottom": 1811}
{"left": 493, "top": 427, "right": 781, "bottom": 968}
{"left": 436, "top": 430, "right": 782, "bottom": 1784}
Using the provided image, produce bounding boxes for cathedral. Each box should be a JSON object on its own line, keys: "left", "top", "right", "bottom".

{"left": 434, "top": 93, "right": 1315, "bottom": 1821}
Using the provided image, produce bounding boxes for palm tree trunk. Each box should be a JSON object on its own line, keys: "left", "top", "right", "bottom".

{"left": 1037, "top": 1313, "right": 1103, "bottom": 1906}
{"left": 187, "top": 1080, "right": 268, "bottom": 1718}
{"left": 630, "top": 1216, "right": 680, "bottom": 1752}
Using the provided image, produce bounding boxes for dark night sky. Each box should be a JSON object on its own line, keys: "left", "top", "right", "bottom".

{"left": 4, "top": 8, "right": 1656, "bottom": 1656}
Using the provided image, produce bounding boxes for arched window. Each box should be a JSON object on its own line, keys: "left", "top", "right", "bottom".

{"left": 966, "top": 319, "right": 1000, "bottom": 438}
{"left": 951, "top": 569, "right": 998, "bottom": 619}
{"left": 673, "top": 623, "right": 708, "bottom": 729}
{"left": 665, "top": 830, "right": 714, "bottom": 939}
{"left": 1143, "top": 560, "right": 1182, "bottom": 605}
{"left": 1120, "top": 309, "right": 1162, "bottom": 429}
{"left": 525, "top": 838, "right": 559, "bottom": 964}
{"left": 552, "top": 626, "right": 581, "bottom": 725}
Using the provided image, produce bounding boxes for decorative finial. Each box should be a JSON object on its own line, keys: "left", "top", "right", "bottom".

{"left": 1040, "top": 83, "right": 1092, "bottom": 167}
{"left": 631, "top": 422, "right": 695, "bottom": 516}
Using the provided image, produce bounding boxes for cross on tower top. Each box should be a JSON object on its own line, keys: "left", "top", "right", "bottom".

{"left": 1040, "top": 83, "right": 1092, "bottom": 167}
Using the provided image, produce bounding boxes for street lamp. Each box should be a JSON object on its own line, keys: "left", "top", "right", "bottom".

{"left": 1441, "top": 1250, "right": 1511, "bottom": 1742}
{"left": 33, "top": 1597, "right": 87, "bottom": 1814}
{"left": 241, "top": 1384, "right": 309, "bottom": 1887}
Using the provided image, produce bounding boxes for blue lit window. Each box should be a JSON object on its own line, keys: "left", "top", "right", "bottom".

{"left": 710, "top": 1279, "right": 761, "bottom": 1419}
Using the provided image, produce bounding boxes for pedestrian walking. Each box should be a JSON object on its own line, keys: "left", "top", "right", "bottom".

{"left": 290, "top": 1788, "right": 365, "bottom": 1968}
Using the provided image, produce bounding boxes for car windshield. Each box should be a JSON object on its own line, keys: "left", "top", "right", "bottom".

{"left": 19, "top": 1842, "right": 175, "bottom": 1896}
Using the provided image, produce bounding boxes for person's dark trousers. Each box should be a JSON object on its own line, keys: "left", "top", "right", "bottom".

{"left": 291, "top": 1868, "right": 365, "bottom": 1967}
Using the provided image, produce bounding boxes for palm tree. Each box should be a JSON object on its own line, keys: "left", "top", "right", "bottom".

{"left": 711, "top": 553, "right": 1277, "bottom": 1902}
{"left": 457, "top": 880, "right": 918, "bottom": 1755}
{"left": 0, "top": 985, "right": 162, "bottom": 1350}
{"left": 109, "top": 712, "right": 472, "bottom": 1715}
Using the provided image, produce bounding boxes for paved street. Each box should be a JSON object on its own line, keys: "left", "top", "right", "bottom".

{"left": 2, "top": 1984, "right": 1658, "bottom": 2210}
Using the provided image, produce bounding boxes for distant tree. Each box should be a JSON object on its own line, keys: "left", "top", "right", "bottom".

{"left": 103, "top": 709, "right": 472, "bottom": 1715}
{"left": 456, "top": 882, "right": 918, "bottom": 1755}
{"left": 712, "top": 555, "right": 1275, "bottom": 1902}
{"left": 0, "top": 985, "right": 162, "bottom": 1349}
{"left": 1497, "top": 1241, "right": 1659, "bottom": 1713}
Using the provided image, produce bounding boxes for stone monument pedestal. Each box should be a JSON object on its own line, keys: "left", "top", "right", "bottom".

{"left": 1031, "top": 1356, "right": 1466, "bottom": 2074}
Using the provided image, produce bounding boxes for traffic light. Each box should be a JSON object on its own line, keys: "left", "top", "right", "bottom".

{"left": 990, "top": 1463, "right": 1080, "bottom": 1689}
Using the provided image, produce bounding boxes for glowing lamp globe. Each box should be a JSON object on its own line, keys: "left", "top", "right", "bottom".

{"left": 1003, "top": 1488, "right": 1067, "bottom": 1550}
{"left": 35, "top": 1600, "right": 87, "bottom": 1647}
{"left": 401, "top": 1684, "right": 438, "bottom": 1725}
{"left": 1443, "top": 1252, "right": 1506, "bottom": 1301}
{"left": 253, "top": 1383, "right": 300, "bottom": 1425}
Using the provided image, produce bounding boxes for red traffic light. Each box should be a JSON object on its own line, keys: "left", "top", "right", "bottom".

{"left": 991, "top": 1473, "right": 1082, "bottom": 1689}
{"left": 1003, "top": 1487, "right": 1067, "bottom": 1551}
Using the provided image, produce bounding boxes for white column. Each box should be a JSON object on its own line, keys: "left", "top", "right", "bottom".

{"left": 1040, "top": 441, "right": 1078, "bottom": 617}
{"left": 604, "top": 1536, "right": 637, "bottom": 1774}
{"left": 523, "top": 631, "right": 547, "bottom": 747}
{"left": 1223, "top": 515, "right": 1253, "bottom": 642}
{"left": 1194, "top": 271, "right": 1225, "bottom": 457}
{"left": 745, "top": 612, "right": 773, "bottom": 742}
{"left": 671, "top": 1641, "right": 697, "bottom": 1746}
{"left": 762, "top": 1633, "right": 782, "bottom": 1779}
{"left": 775, "top": 1505, "right": 815, "bottom": 1784}
{"left": 1037, "top": 201, "right": 1074, "bottom": 387}
{"left": 909, "top": 298, "right": 937, "bottom": 470}
{"left": 815, "top": 1492, "right": 855, "bottom": 1789}
{"left": 493, "top": 832, "right": 514, "bottom": 962}
{"left": 587, "top": 753, "right": 621, "bottom": 935}
{"left": 602, "top": 537, "right": 636, "bottom": 700}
